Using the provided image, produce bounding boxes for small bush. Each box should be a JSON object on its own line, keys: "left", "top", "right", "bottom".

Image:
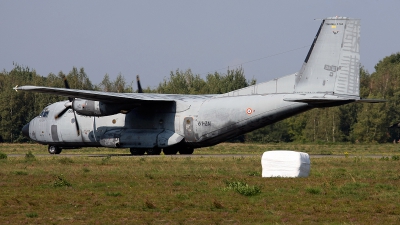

{"left": 53, "top": 175, "right": 72, "bottom": 187}
{"left": 306, "top": 187, "right": 322, "bottom": 194}
{"left": 176, "top": 193, "right": 189, "bottom": 200}
{"left": 173, "top": 181, "right": 185, "bottom": 186}
{"left": 25, "top": 151, "right": 36, "bottom": 160}
{"left": 213, "top": 199, "right": 224, "bottom": 209}
{"left": 247, "top": 171, "right": 261, "bottom": 177}
{"left": 223, "top": 181, "right": 261, "bottom": 196}
{"left": 13, "top": 171, "right": 28, "bottom": 175}
{"left": 58, "top": 157, "right": 74, "bottom": 164}
{"left": 145, "top": 199, "right": 156, "bottom": 209}
{"left": 145, "top": 173, "right": 154, "bottom": 179}
{"left": 380, "top": 156, "right": 389, "bottom": 161}
{"left": 0, "top": 152, "right": 7, "bottom": 160}
{"left": 100, "top": 155, "right": 111, "bottom": 165}
{"left": 106, "top": 192, "right": 122, "bottom": 197}
{"left": 26, "top": 212, "right": 38, "bottom": 218}
{"left": 391, "top": 155, "right": 400, "bottom": 161}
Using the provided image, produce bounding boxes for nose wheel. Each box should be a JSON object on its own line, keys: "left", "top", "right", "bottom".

{"left": 48, "top": 145, "right": 62, "bottom": 154}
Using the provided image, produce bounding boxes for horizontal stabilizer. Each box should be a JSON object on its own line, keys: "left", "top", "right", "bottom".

{"left": 284, "top": 98, "right": 356, "bottom": 103}
{"left": 283, "top": 96, "right": 357, "bottom": 108}
{"left": 284, "top": 94, "right": 385, "bottom": 107}
{"left": 284, "top": 94, "right": 357, "bottom": 107}
{"left": 356, "top": 99, "right": 386, "bottom": 103}
{"left": 284, "top": 94, "right": 357, "bottom": 102}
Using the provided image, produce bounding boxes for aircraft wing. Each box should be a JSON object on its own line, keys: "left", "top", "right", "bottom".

{"left": 14, "top": 85, "right": 215, "bottom": 103}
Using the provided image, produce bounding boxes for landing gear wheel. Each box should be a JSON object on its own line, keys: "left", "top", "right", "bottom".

{"left": 146, "top": 148, "right": 162, "bottom": 155}
{"left": 48, "top": 145, "right": 62, "bottom": 154}
{"left": 163, "top": 148, "right": 178, "bottom": 155}
{"left": 130, "top": 148, "right": 145, "bottom": 155}
{"left": 179, "top": 147, "right": 194, "bottom": 155}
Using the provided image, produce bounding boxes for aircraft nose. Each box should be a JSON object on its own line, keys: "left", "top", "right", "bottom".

{"left": 22, "top": 123, "right": 30, "bottom": 138}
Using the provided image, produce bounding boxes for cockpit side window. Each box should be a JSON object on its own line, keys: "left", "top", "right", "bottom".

{"left": 39, "top": 108, "right": 49, "bottom": 118}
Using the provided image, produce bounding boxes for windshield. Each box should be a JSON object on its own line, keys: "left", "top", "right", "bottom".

{"left": 39, "top": 108, "right": 49, "bottom": 118}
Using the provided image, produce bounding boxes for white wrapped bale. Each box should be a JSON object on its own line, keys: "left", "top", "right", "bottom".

{"left": 261, "top": 151, "right": 310, "bottom": 178}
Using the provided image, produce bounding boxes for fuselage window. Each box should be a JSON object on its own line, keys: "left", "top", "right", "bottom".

{"left": 39, "top": 108, "right": 49, "bottom": 118}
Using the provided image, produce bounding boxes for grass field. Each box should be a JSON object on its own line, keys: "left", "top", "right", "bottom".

{"left": 1, "top": 143, "right": 400, "bottom": 224}
{"left": 2, "top": 142, "right": 400, "bottom": 155}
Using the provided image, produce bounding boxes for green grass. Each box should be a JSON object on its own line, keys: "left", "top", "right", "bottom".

{"left": 24, "top": 150, "right": 36, "bottom": 161}
{"left": 223, "top": 180, "right": 261, "bottom": 196}
{"left": 25, "top": 212, "right": 38, "bottom": 218}
{"left": 3, "top": 142, "right": 400, "bottom": 156}
{"left": 0, "top": 151, "right": 7, "bottom": 159}
{"left": 53, "top": 174, "right": 72, "bottom": 187}
{"left": 1, "top": 150, "right": 400, "bottom": 224}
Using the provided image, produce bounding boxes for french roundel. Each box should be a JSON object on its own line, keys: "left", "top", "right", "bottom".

{"left": 246, "top": 108, "right": 253, "bottom": 115}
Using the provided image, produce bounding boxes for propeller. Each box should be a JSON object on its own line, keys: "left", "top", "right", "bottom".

{"left": 54, "top": 75, "right": 80, "bottom": 136}
{"left": 136, "top": 75, "right": 143, "bottom": 93}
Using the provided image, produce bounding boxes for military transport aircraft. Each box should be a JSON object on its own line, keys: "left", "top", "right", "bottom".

{"left": 15, "top": 17, "right": 377, "bottom": 155}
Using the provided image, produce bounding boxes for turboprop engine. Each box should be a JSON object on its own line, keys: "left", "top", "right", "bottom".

{"left": 71, "top": 99, "right": 128, "bottom": 116}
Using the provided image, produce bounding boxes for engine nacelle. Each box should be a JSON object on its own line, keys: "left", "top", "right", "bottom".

{"left": 72, "top": 99, "right": 124, "bottom": 116}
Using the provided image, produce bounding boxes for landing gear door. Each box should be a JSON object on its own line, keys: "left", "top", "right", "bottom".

{"left": 184, "top": 117, "right": 196, "bottom": 142}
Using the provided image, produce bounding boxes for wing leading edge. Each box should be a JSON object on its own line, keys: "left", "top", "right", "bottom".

{"left": 14, "top": 86, "right": 215, "bottom": 103}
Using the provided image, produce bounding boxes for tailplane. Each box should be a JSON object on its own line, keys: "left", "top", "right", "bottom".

{"left": 294, "top": 17, "right": 360, "bottom": 98}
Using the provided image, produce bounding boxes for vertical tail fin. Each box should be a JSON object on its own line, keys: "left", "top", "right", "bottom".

{"left": 294, "top": 17, "right": 360, "bottom": 97}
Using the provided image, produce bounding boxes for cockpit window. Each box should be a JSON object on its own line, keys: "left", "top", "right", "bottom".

{"left": 39, "top": 108, "right": 49, "bottom": 118}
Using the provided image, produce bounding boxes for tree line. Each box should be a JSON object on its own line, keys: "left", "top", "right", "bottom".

{"left": 1, "top": 53, "right": 400, "bottom": 143}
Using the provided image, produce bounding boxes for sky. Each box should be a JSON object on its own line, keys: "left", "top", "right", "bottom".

{"left": 1, "top": 0, "right": 399, "bottom": 89}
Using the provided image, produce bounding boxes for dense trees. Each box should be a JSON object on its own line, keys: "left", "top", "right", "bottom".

{"left": 2, "top": 53, "right": 400, "bottom": 143}
{"left": 156, "top": 67, "right": 254, "bottom": 94}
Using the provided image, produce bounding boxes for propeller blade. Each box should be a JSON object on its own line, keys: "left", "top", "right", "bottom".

{"left": 55, "top": 101, "right": 73, "bottom": 119}
{"left": 62, "top": 75, "right": 70, "bottom": 89}
{"left": 54, "top": 106, "right": 70, "bottom": 119}
{"left": 58, "top": 76, "right": 80, "bottom": 136}
{"left": 73, "top": 111, "right": 80, "bottom": 136}
{"left": 62, "top": 75, "right": 74, "bottom": 102}
{"left": 136, "top": 75, "right": 143, "bottom": 93}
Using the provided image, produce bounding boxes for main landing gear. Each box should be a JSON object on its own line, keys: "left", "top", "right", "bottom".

{"left": 48, "top": 145, "right": 62, "bottom": 154}
{"left": 129, "top": 147, "right": 194, "bottom": 155}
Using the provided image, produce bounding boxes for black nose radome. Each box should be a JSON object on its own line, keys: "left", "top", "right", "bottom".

{"left": 22, "top": 123, "right": 30, "bottom": 138}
